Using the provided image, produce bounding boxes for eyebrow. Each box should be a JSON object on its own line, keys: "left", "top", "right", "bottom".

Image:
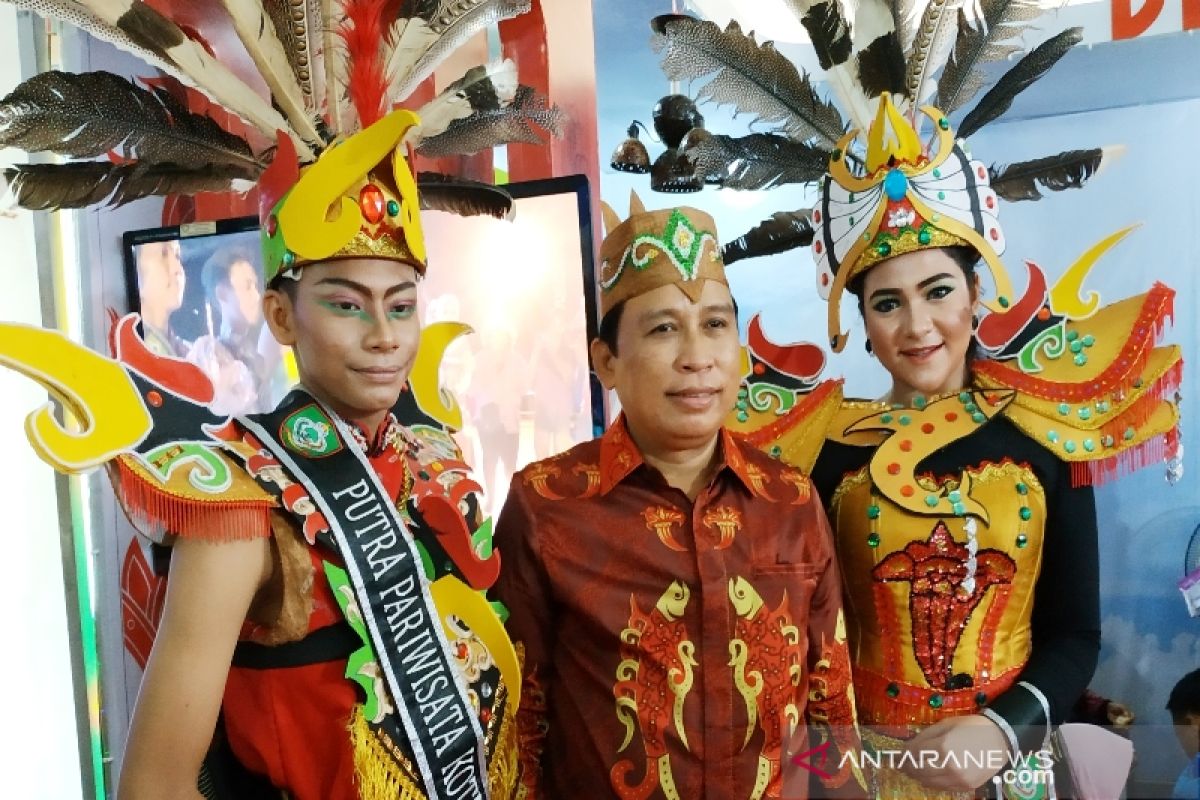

{"left": 637, "top": 301, "right": 736, "bottom": 324}
{"left": 868, "top": 272, "right": 956, "bottom": 302}
{"left": 314, "top": 277, "right": 417, "bottom": 297}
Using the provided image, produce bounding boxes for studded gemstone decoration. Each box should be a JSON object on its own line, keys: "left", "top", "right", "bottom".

{"left": 359, "top": 183, "right": 386, "bottom": 224}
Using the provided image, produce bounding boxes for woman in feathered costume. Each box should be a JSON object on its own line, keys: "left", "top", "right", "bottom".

{"left": 654, "top": 1, "right": 1180, "bottom": 796}
{"left": 0, "top": 1, "right": 561, "bottom": 798}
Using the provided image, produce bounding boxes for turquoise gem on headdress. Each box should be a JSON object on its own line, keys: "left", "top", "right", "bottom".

{"left": 386, "top": 199, "right": 400, "bottom": 217}
{"left": 884, "top": 169, "right": 909, "bottom": 202}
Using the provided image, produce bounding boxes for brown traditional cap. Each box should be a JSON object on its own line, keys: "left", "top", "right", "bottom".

{"left": 598, "top": 191, "right": 727, "bottom": 316}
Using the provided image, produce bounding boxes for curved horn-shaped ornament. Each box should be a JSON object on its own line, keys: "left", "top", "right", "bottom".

{"left": 408, "top": 321, "right": 473, "bottom": 430}
{"left": 0, "top": 321, "right": 150, "bottom": 472}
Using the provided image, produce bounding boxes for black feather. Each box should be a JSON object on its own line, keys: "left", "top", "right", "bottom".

{"left": 988, "top": 148, "right": 1107, "bottom": 201}
{"left": 4, "top": 161, "right": 251, "bottom": 210}
{"left": 685, "top": 133, "right": 829, "bottom": 190}
{"left": 416, "top": 172, "right": 514, "bottom": 220}
{"left": 415, "top": 85, "right": 562, "bottom": 157}
{"left": 937, "top": 0, "right": 1043, "bottom": 114}
{"left": 722, "top": 211, "right": 815, "bottom": 265}
{"left": 0, "top": 70, "right": 263, "bottom": 171}
{"left": 794, "top": 1, "right": 852, "bottom": 70}
{"left": 957, "top": 27, "right": 1082, "bottom": 139}
{"left": 651, "top": 14, "right": 846, "bottom": 147}
{"left": 856, "top": 32, "right": 907, "bottom": 97}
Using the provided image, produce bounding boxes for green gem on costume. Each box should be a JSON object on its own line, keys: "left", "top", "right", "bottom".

{"left": 282, "top": 404, "right": 343, "bottom": 457}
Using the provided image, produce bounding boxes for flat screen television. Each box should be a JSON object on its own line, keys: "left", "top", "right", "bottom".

{"left": 122, "top": 216, "right": 291, "bottom": 417}
{"left": 417, "top": 174, "right": 601, "bottom": 516}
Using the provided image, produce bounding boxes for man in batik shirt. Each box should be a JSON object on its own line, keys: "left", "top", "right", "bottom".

{"left": 493, "top": 193, "right": 865, "bottom": 800}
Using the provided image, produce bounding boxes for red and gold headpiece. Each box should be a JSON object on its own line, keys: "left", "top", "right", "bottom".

{"left": 257, "top": 110, "right": 427, "bottom": 284}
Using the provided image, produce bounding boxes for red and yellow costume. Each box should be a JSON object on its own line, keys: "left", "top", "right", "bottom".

{"left": 720, "top": 90, "right": 1181, "bottom": 800}
{"left": 0, "top": 2, "right": 564, "bottom": 797}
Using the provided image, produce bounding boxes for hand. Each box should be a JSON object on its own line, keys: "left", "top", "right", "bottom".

{"left": 902, "top": 714, "right": 1010, "bottom": 791}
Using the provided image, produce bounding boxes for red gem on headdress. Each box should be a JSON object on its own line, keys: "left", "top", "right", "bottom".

{"left": 814, "top": 240, "right": 823, "bottom": 254}
{"left": 820, "top": 272, "right": 830, "bottom": 287}
{"left": 986, "top": 196, "right": 995, "bottom": 210}
{"left": 813, "top": 209, "right": 822, "bottom": 224}
{"left": 359, "top": 184, "right": 386, "bottom": 224}
{"left": 977, "top": 166, "right": 987, "bottom": 180}
{"left": 990, "top": 228, "right": 999, "bottom": 241}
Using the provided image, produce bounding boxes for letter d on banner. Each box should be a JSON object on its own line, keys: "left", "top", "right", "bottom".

{"left": 1112, "top": 0, "right": 1164, "bottom": 39}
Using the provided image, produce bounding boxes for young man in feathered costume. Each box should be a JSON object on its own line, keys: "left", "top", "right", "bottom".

{"left": 0, "top": 2, "right": 561, "bottom": 798}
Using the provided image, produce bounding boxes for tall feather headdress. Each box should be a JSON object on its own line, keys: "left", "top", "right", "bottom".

{"left": 0, "top": 0, "right": 561, "bottom": 281}
{"left": 651, "top": 2, "right": 1118, "bottom": 342}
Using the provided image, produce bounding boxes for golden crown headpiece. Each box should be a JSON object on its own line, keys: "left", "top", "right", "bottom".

{"left": 813, "top": 94, "right": 1015, "bottom": 352}
{"left": 258, "top": 110, "right": 426, "bottom": 284}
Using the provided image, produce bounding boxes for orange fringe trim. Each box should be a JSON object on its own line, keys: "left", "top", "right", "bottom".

{"left": 113, "top": 459, "right": 273, "bottom": 541}
{"left": 973, "top": 283, "right": 1175, "bottom": 402}
{"left": 1098, "top": 357, "right": 1183, "bottom": 442}
{"left": 1071, "top": 426, "right": 1180, "bottom": 488}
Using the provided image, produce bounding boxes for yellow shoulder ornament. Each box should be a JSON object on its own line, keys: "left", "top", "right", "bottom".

{"left": 972, "top": 228, "right": 1181, "bottom": 484}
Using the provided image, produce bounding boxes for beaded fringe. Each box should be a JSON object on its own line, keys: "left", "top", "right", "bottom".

{"left": 111, "top": 459, "right": 272, "bottom": 541}
{"left": 1072, "top": 426, "right": 1179, "bottom": 487}
{"left": 1071, "top": 357, "right": 1183, "bottom": 488}
{"left": 347, "top": 702, "right": 521, "bottom": 800}
{"left": 488, "top": 698, "right": 521, "bottom": 800}
{"left": 349, "top": 707, "right": 426, "bottom": 800}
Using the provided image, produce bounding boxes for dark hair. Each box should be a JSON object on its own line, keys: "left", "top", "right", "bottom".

{"left": 201, "top": 246, "right": 259, "bottom": 307}
{"left": 1168, "top": 669, "right": 1200, "bottom": 720}
{"left": 267, "top": 272, "right": 298, "bottom": 300}
{"left": 597, "top": 300, "right": 626, "bottom": 355}
{"left": 594, "top": 295, "right": 740, "bottom": 357}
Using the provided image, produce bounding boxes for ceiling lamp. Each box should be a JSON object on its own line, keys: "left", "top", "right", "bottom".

{"left": 612, "top": 93, "right": 707, "bottom": 193}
